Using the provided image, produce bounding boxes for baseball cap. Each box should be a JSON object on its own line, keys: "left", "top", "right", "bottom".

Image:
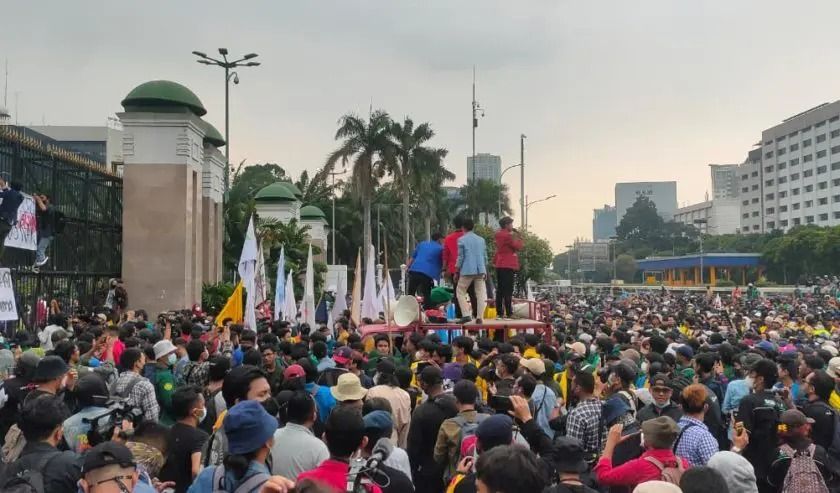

{"left": 283, "top": 364, "right": 306, "bottom": 380}
{"left": 675, "top": 345, "right": 694, "bottom": 359}
{"left": 520, "top": 358, "right": 546, "bottom": 376}
{"left": 780, "top": 409, "right": 815, "bottom": 427}
{"left": 82, "top": 442, "right": 136, "bottom": 473}
{"left": 569, "top": 342, "right": 587, "bottom": 356}
{"left": 475, "top": 414, "right": 513, "bottom": 450}
{"left": 333, "top": 346, "right": 353, "bottom": 365}
{"left": 649, "top": 373, "right": 671, "bottom": 390}
{"left": 363, "top": 410, "right": 393, "bottom": 434}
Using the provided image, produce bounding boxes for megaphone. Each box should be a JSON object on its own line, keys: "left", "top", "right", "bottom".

{"left": 394, "top": 295, "right": 420, "bottom": 327}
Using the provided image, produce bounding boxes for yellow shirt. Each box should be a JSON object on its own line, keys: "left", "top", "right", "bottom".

{"left": 830, "top": 390, "right": 840, "bottom": 412}
{"left": 523, "top": 347, "right": 539, "bottom": 359}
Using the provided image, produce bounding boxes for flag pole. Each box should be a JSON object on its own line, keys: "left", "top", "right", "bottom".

{"left": 383, "top": 239, "right": 393, "bottom": 351}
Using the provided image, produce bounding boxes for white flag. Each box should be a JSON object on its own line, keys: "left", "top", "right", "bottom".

{"left": 237, "top": 216, "right": 258, "bottom": 330}
{"left": 331, "top": 269, "right": 348, "bottom": 323}
{"left": 361, "top": 243, "right": 382, "bottom": 321}
{"left": 274, "top": 246, "right": 286, "bottom": 320}
{"left": 255, "top": 240, "right": 268, "bottom": 309}
{"left": 303, "top": 244, "right": 316, "bottom": 328}
{"left": 283, "top": 269, "right": 297, "bottom": 322}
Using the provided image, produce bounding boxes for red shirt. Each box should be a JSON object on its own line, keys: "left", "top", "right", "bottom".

{"left": 297, "top": 459, "right": 382, "bottom": 493}
{"left": 594, "top": 448, "right": 690, "bottom": 488}
{"left": 493, "top": 229, "right": 524, "bottom": 270}
{"left": 442, "top": 230, "right": 464, "bottom": 275}
{"left": 112, "top": 338, "right": 125, "bottom": 366}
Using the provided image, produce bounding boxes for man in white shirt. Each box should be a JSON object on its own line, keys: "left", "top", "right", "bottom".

{"left": 270, "top": 391, "right": 328, "bottom": 480}
{"left": 38, "top": 314, "right": 68, "bottom": 351}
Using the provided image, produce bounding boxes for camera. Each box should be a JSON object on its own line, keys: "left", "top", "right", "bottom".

{"left": 83, "top": 397, "right": 144, "bottom": 446}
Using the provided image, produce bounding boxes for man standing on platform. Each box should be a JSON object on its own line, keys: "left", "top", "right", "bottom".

{"left": 455, "top": 218, "right": 487, "bottom": 324}
{"left": 493, "top": 217, "right": 523, "bottom": 320}
{"left": 406, "top": 232, "right": 444, "bottom": 308}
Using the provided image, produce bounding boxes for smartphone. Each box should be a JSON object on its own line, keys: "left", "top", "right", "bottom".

{"left": 489, "top": 394, "right": 513, "bottom": 413}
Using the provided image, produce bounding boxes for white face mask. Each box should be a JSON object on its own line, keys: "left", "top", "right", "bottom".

{"left": 745, "top": 376, "right": 755, "bottom": 389}
{"left": 195, "top": 407, "right": 207, "bottom": 423}
{"left": 590, "top": 344, "right": 599, "bottom": 354}
{"left": 167, "top": 353, "right": 177, "bottom": 366}
{"left": 495, "top": 368, "right": 503, "bottom": 379}
{"left": 641, "top": 361, "right": 649, "bottom": 374}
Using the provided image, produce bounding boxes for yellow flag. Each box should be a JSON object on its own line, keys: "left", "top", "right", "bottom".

{"left": 215, "top": 281, "right": 244, "bottom": 326}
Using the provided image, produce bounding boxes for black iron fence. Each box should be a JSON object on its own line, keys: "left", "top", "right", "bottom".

{"left": 0, "top": 126, "right": 122, "bottom": 327}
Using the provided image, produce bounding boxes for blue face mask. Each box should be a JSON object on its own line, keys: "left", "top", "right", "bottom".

{"left": 167, "top": 353, "right": 177, "bottom": 366}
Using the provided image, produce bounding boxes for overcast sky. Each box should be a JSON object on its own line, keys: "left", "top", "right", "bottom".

{"left": 5, "top": 1, "right": 840, "bottom": 253}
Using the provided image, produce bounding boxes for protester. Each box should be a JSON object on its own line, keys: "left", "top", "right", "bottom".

{"left": 188, "top": 400, "right": 280, "bottom": 493}
{"left": 407, "top": 232, "right": 444, "bottom": 308}
{"left": 270, "top": 390, "right": 329, "bottom": 480}
{"left": 455, "top": 218, "right": 487, "bottom": 323}
{"left": 492, "top": 217, "right": 523, "bottom": 320}
{"left": 674, "top": 384, "right": 719, "bottom": 466}
{"left": 158, "top": 385, "right": 208, "bottom": 493}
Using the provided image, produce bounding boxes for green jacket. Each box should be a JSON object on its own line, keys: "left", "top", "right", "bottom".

{"left": 154, "top": 365, "right": 176, "bottom": 426}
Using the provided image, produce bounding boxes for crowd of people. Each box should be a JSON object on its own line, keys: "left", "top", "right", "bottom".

{"left": 3, "top": 216, "right": 840, "bottom": 492}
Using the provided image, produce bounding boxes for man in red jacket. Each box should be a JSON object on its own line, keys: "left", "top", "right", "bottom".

{"left": 443, "top": 216, "right": 475, "bottom": 318}
{"left": 493, "top": 217, "right": 523, "bottom": 319}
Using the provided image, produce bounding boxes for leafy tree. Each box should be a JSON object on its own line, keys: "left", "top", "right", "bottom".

{"left": 614, "top": 254, "right": 637, "bottom": 282}
{"left": 388, "top": 117, "right": 450, "bottom": 259}
{"left": 474, "top": 225, "right": 553, "bottom": 293}
{"left": 616, "top": 195, "right": 665, "bottom": 244}
{"left": 257, "top": 217, "right": 327, "bottom": 300}
{"left": 326, "top": 111, "right": 395, "bottom": 271}
{"left": 458, "top": 179, "right": 512, "bottom": 226}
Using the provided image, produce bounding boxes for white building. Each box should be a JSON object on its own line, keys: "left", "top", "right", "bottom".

{"left": 673, "top": 198, "right": 741, "bottom": 234}
{"left": 710, "top": 164, "right": 740, "bottom": 199}
{"left": 615, "top": 181, "right": 678, "bottom": 223}
{"left": 738, "top": 100, "right": 840, "bottom": 233}
{"left": 574, "top": 240, "right": 609, "bottom": 272}
{"left": 467, "top": 153, "right": 502, "bottom": 183}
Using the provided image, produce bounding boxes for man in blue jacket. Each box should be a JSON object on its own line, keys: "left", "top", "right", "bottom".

{"left": 455, "top": 218, "right": 487, "bottom": 324}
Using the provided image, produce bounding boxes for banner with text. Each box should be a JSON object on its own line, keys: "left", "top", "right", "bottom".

{"left": 3, "top": 194, "right": 36, "bottom": 251}
{"left": 0, "top": 269, "right": 18, "bottom": 321}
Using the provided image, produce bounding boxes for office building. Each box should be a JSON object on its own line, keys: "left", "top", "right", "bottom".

{"left": 738, "top": 100, "right": 840, "bottom": 233}
{"left": 574, "top": 240, "right": 610, "bottom": 272}
{"left": 592, "top": 205, "right": 617, "bottom": 241}
{"left": 466, "top": 153, "right": 502, "bottom": 183}
{"left": 615, "top": 181, "right": 678, "bottom": 224}
{"left": 27, "top": 125, "right": 124, "bottom": 173}
{"left": 710, "top": 164, "right": 739, "bottom": 199}
{"left": 673, "top": 198, "right": 741, "bottom": 234}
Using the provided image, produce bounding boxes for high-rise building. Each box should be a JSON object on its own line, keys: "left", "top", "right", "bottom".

{"left": 673, "top": 198, "right": 741, "bottom": 234}
{"left": 615, "top": 181, "right": 678, "bottom": 224}
{"left": 467, "top": 153, "right": 502, "bottom": 183}
{"left": 709, "top": 164, "right": 739, "bottom": 199}
{"left": 574, "top": 240, "right": 610, "bottom": 272}
{"left": 592, "top": 205, "right": 616, "bottom": 241}
{"left": 738, "top": 100, "right": 840, "bottom": 233}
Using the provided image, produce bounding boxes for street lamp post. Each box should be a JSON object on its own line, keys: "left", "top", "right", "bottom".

{"left": 328, "top": 168, "right": 348, "bottom": 265}
{"left": 192, "top": 49, "right": 261, "bottom": 193}
{"left": 565, "top": 244, "right": 573, "bottom": 283}
{"left": 498, "top": 163, "right": 522, "bottom": 217}
{"left": 520, "top": 134, "right": 526, "bottom": 228}
{"left": 693, "top": 219, "right": 708, "bottom": 285}
{"left": 609, "top": 235, "right": 618, "bottom": 281}
{"left": 524, "top": 194, "right": 557, "bottom": 230}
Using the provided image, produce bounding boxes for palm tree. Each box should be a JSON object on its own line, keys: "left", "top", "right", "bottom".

{"left": 389, "top": 117, "right": 450, "bottom": 260}
{"left": 326, "top": 110, "right": 394, "bottom": 269}
{"left": 459, "top": 179, "right": 512, "bottom": 225}
{"left": 409, "top": 147, "right": 453, "bottom": 239}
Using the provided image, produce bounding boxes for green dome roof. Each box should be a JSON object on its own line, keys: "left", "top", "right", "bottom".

{"left": 280, "top": 181, "right": 303, "bottom": 199}
{"left": 121, "top": 80, "right": 207, "bottom": 116}
{"left": 201, "top": 121, "right": 226, "bottom": 148}
{"left": 300, "top": 205, "right": 327, "bottom": 221}
{"left": 255, "top": 182, "right": 297, "bottom": 202}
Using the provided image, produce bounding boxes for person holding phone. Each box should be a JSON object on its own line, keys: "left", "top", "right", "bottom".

{"left": 493, "top": 217, "right": 523, "bottom": 320}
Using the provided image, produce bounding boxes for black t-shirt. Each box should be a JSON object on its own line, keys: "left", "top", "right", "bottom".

{"left": 802, "top": 399, "right": 836, "bottom": 450}
{"left": 37, "top": 205, "right": 56, "bottom": 236}
{"left": 158, "top": 423, "right": 209, "bottom": 493}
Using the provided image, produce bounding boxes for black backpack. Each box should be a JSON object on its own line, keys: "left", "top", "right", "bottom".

{"left": 1, "top": 450, "right": 60, "bottom": 493}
